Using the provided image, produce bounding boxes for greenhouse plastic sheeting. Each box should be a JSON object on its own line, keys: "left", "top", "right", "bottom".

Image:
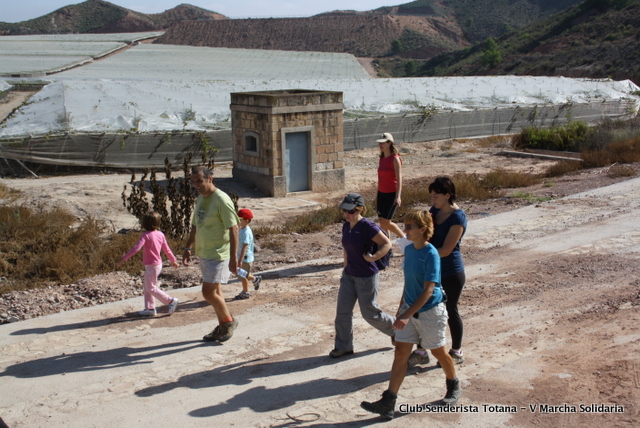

{"left": 0, "top": 100, "right": 634, "bottom": 169}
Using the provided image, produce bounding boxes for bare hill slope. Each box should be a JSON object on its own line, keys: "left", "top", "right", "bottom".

{"left": 0, "top": 0, "right": 226, "bottom": 35}
{"left": 156, "top": 14, "right": 467, "bottom": 58}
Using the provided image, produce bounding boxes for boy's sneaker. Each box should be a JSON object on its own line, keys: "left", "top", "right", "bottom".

{"left": 168, "top": 298, "right": 179, "bottom": 314}
{"left": 253, "top": 275, "right": 262, "bottom": 290}
{"left": 215, "top": 319, "right": 238, "bottom": 342}
{"left": 138, "top": 308, "right": 157, "bottom": 317}
{"left": 407, "top": 350, "right": 430, "bottom": 367}
{"left": 234, "top": 291, "right": 251, "bottom": 300}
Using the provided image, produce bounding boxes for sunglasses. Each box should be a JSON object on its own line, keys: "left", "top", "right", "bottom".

{"left": 342, "top": 208, "right": 358, "bottom": 214}
{"left": 403, "top": 224, "right": 421, "bottom": 230}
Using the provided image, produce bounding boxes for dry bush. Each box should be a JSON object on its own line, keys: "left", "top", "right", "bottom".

{"left": 281, "top": 205, "right": 344, "bottom": 234}
{"left": 0, "top": 206, "right": 110, "bottom": 293}
{"left": 0, "top": 182, "right": 21, "bottom": 200}
{"left": 580, "top": 149, "right": 611, "bottom": 168}
{"left": 582, "top": 116, "right": 640, "bottom": 151}
{"left": 607, "top": 164, "right": 637, "bottom": 178}
{"left": 480, "top": 168, "right": 540, "bottom": 189}
{"left": 0, "top": 202, "right": 187, "bottom": 293}
{"left": 397, "top": 179, "right": 431, "bottom": 214}
{"left": 121, "top": 154, "right": 208, "bottom": 240}
{"left": 582, "top": 136, "right": 640, "bottom": 167}
{"left": 452, "top": 173, "right": 502, "bottom": 200}
{"left": 474, "top": 135, "right": 511, "bottom": 148}
{"left": 544, "top": 160, "right": 583, "bottom": 177}
{"left": 605, "top": 137, "right": 640, "bottom": 163}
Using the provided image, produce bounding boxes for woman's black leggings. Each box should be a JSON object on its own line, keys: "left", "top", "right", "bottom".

{"left": 442, "top": 270, "right": 466, "bottom": 350}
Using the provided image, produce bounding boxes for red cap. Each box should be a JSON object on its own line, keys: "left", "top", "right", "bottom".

{"left": 238, "top": 208, "right": 254, "bottom": 220}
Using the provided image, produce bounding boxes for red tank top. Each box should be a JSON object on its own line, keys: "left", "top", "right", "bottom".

{"left": 378, "top": 154, "right": 401, "bottom": 193}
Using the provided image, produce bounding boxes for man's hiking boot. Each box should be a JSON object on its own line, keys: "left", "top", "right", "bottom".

{"left": 361, "top": 390, "right": 397, "bottom": 420}
{"left": 442, "top": 377, "right": 462, "bottom": 405}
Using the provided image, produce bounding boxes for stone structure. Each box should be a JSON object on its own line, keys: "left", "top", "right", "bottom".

{"left": 230, "top": 89, "right": 345, "bottom": 197}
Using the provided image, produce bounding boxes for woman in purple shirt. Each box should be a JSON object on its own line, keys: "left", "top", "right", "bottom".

{"left": 330, "top": 193, "right": 396, "bottom": 358}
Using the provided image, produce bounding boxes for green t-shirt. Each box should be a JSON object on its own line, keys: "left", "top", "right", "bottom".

{"left": 192, "top": 189, "right": 239, "bottom": 260}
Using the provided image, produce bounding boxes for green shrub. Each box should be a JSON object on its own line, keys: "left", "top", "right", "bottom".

{"left": 512, "top": 122, "right": 589, "bottom": 151}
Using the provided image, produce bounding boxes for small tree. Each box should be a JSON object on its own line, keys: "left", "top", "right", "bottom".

{"left": 391, "top": 39, "right": 404, "bottom": 54}
{"left": 481, "top": 38, "right": 503, "bottom": 68}
{"left": 484, "top": 37, "right": 498, "bottom": 51}
{"left": 404, "top": 59, "right": 416, "bottom": 76}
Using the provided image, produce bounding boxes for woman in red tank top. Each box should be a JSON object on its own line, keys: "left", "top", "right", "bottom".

{"left": 376, "top": 132, "right": 405, "bottom": 240}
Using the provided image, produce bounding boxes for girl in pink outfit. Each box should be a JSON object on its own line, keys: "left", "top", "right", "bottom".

{"left": 118, "top": 212, "right": 180, "bottom": 317}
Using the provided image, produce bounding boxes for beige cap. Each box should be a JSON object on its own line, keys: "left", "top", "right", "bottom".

{"left": 376, "top": 132, "right": 394, "bottom": 143}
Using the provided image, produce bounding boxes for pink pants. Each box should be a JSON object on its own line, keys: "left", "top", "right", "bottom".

{"left": 144, "top": 265, "right": 173, "bottom": 310}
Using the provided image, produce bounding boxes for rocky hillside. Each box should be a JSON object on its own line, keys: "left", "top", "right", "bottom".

{"left": 0, "top": 0, "right": 226, "bottom": 35}
{"left": 157, "top": 0, "right": 585, "bottom": 59}
{"left": 155, "top": 14, "right": 467, "bottom": 58}
{"left": 415, "top": 0, "right": 640, "bottom": 84}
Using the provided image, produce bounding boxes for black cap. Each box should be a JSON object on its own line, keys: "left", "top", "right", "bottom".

{"left": 339, "top": 193, "right": 364, "bottom": 210}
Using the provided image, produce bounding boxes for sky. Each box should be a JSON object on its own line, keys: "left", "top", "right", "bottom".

{"left": 1, "top": 0, "right": 398, "bottom": 23}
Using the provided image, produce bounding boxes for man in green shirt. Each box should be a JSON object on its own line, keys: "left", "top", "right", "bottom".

{"left": 183, "top": 166, "right": 240, "bottom": 342}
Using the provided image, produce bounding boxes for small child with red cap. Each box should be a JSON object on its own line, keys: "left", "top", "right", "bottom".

{"left": 235, "top": 208, "right": 262, "bottom": 299}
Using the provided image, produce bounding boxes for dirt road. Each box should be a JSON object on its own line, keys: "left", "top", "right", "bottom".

{"left": 1, "top": 165, "right": 638, "bottom": 427}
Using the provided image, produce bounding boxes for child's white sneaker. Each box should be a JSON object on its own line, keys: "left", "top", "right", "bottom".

{"left": 168, "top": 298, "right": 179, "bottom": 314}
{"left": 138, "top": 308, "right": 157, "bottom": 317}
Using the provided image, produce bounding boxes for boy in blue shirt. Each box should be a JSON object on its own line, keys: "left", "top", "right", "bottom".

{"left": 234, "top": 208, "right": 262, "bottom": 299}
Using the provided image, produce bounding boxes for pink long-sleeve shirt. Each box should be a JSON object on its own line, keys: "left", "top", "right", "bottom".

{"left": 121, "top": 230, "right": 177, "bottom": 266}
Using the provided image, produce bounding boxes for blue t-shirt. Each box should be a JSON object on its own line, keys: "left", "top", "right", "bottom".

{"left": 429, "top": 207, "right": 467, "bottom": 278}
{"left": 403, "top": 243, "right": 443, "bottom": 312}
{"left": 342, "top": 217, "right": 381, "bottom": 277}
{"left": 238, "top": 225, "right": 254, "bottom": 263}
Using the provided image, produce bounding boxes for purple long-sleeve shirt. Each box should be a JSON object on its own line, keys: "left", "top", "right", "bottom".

{"left": 121, "top": 230, "right": 177, "bottom": 266}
